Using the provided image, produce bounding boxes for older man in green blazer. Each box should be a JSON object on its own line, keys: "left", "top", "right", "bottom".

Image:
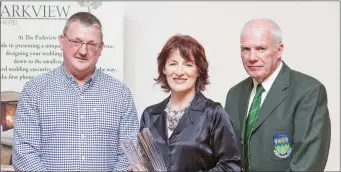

{"left": 224, "top": 18, "right": 331, "bottom": 172}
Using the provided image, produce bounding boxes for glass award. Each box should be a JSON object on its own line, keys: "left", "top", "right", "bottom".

{"left": 121, "top": 128, "right": 167, "bottom": 171}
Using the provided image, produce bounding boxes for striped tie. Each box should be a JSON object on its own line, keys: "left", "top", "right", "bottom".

{"left": 244, "top": 84, "right": 265, "bottom": 172}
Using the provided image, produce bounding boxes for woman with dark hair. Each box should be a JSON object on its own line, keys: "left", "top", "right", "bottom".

{"left": 139, "top": 34, "right": 241, "bottom": 171}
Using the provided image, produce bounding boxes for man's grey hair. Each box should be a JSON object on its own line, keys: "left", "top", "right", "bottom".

{"left": 241, "top": 18, "right": 283, "bottom": 46}
{"left": 63, "top": 12, "right": 103, "bottom": 41}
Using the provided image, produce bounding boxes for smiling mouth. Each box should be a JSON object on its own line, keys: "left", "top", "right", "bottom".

{"left": 173, "top": 78, "right": 187, "bottom": 83}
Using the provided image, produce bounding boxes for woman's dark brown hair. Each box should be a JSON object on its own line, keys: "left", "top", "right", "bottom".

{"left": 155, "top": 34, "right": 209, "bottom": 92}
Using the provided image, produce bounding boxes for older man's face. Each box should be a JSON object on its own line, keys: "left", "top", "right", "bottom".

{"left": 240, "top": 26, "right": 283, "bottom": 83}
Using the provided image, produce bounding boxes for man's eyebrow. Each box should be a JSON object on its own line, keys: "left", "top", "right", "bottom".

{"left": 73, "top": 37, "right": 96, "bottom": 43}
{"left": 240, "top": 45, "right": 250, "bottom": 48}
{"left": 257, "top": 44, "right": 268, "bottom": 47}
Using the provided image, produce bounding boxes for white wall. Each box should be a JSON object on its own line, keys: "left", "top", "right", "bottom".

{"left": 122, "top": 2, "right": 340, "bottom": 171}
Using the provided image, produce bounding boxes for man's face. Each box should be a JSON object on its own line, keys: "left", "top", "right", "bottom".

{"left": 59, "top": 21, "right": 103, "bottom": 75}
{"left": 240, "top": 26, "right": 283, "bottom": 82}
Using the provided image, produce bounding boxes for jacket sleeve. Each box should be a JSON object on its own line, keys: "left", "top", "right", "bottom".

{"left": 206, "top": 104, "right": 241, "bottom": 172}
{"left": 289, "top": 83, "right": 331, "bottom": 171}
{"left": 12, "top": 81, "right": 47, "bottom": 171}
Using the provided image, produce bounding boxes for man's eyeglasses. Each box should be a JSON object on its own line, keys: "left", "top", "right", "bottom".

{"left": 63, "top": 34, "right": 101, "bottom": 52}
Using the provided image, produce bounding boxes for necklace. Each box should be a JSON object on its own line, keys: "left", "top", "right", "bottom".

{"left": 165, "top": 95, "right": 195, "bottom": 131}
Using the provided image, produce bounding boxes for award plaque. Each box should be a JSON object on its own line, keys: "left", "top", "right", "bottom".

{"left": 121, "top": 128, "right": 167, "bottom": 171}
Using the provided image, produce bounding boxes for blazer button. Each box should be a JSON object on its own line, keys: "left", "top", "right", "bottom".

{"left": 241, "top": 168, "right": 244, "bottom": 172}
{"left": 241, "top": 141, "right": 243, "bottom": 144}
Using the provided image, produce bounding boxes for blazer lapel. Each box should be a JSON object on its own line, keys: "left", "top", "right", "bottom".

{"left": 240, "top": 78, "right": 253, "bottom": 142}
{"left": 153, "top": 111, "right": 169, "bottom": 144}
{"left": 252, "top": 63, "right": 291, "bottom": 132}
{"left": 170, "top": 110, "right": 194, "bottom": 137}
{"left": 170, "top": 92, "right": 205, "bottom": 138}
{"left": 151, "top": 96, "right": 170, "bottom": 144}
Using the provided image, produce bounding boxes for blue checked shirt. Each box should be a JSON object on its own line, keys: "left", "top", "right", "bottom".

{"left": 13, "top": 65, "right": 139, "bottom": 171}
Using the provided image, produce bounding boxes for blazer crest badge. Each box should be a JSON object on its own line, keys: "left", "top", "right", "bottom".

{"left": 273, "top": 134, "right": 292, "bottom": 159}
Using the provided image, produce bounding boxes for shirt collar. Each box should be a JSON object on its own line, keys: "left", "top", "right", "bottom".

{"left": 253, "top": 61, "right": 283, "bottom": 92}
{"left": 60, "top": 63, "right": 101, "bottom": 86}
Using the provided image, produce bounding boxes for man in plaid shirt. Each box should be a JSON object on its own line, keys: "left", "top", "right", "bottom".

{"left": 12, "top": 12, "right": 139, "bottom": 171}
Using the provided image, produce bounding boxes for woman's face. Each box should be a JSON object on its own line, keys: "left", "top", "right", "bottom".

{"left": 163, "top": 49, "right": 199, "bottom": 94}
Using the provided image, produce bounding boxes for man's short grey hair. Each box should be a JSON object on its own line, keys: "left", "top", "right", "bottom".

{"left": 63, "top": 12, "right": 103, "bottom": 41}
{"left": 270, "top": 23, "right": 283, "bottom": 46}
{"left": 241, "top": 18, "right": 283, "bottom": 46}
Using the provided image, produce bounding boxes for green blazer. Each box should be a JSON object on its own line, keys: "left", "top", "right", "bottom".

{"left": 224, "top": 62, "right": 331, "bottom": 171}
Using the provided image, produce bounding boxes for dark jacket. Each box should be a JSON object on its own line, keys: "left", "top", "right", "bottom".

{"left": 140, "top": 91, "right": 241, "bottom": 172}
{"left": 225, "top": 62, "right": 331, "bottom": 171}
